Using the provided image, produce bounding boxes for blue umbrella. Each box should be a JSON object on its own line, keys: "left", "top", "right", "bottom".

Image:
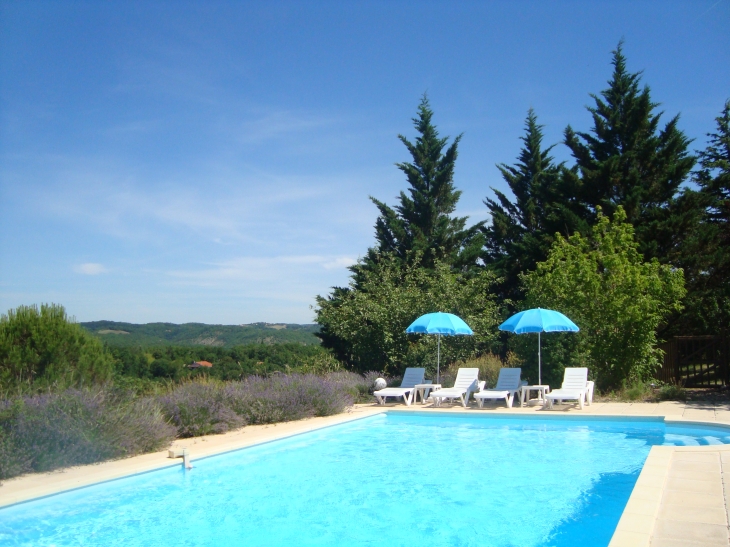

{"left": 499, "top": 308, "right": 579, "bottom": 386}
{"left": 406, "top": 312, "right": 474, "bottom": 383}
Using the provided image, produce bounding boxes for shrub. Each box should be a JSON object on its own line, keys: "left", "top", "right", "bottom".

{"left": 0, "top": 388, "right": 176, "bottom": 480}
{"left": 327, "top": 371, "right": 374, "bottom": 403}
{"left": 0, "top": 372, "right": 367, "bottom": 481}
{"left": 522, "top": 208, "right": 686, "bottom": 391}
{"left": 224, "top": 373, "right": 354, "bottom": 425}
{"left": 158, "top": 381, "right": 244, "bottom": 438}
{"left": 296, "top": 351, "right": 343, "bottom": 374}
{"left": 0, "top": 304, "right": 115, "bottom": 392}
{"left": 623, "top": 382, "right": 648, "bottom": 401}
{"left": 656, "top": 383, "right": 686, "bottom": 401}
{"left": 315, "top": 255, "right": 501, "bottom": 375}
{"left": 449, "top": 353, "right": 509, "bottom": 388}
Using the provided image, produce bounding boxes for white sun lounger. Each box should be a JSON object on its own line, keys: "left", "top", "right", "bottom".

{"left": 473, "top": 368, "right": 522, "bottom": 408}
{"left": 430, "top": 368, "right": 480, "bottom": 408}
{"left": 373, "top": 368, "right": 425, "bottom": 406}
{"left": 544, "top": 367, "right": 590, "bottom": 409}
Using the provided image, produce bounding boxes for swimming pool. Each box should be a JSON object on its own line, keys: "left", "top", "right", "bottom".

{"left": 1, "top": 412, "right": 729, "bottom": 546}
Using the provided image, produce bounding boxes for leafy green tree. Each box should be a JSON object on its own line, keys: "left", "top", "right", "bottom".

{"left": 0, "top": 304, "right": 115, "bottom": 391}
{"left": 563, "top": 42, "right": 695, "bottom": 261}
{"left": 483, "top": 109, "right": 577, "bottom": 303}
{"left": 522, "top": 207, "right": 685, "bottom": 391}
{"left": 315, "top": 253, "right": 500, "bottom": 375}
{"left": 358, "top": 95, "right": 481, "bottom": 277}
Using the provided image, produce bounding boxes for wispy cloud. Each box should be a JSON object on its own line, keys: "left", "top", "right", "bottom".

{"left": 232, "top": 110, "right": 339, "bottom": 144}
{"left": 166, "top": 254, "right": 357, "bottom": 285}
{"left": 322, "top": 257, "right": 357, "bottom": 270}
{"left": 74, "top": 263, "right": 108, "bottom": 275}
{"left": 7, "top": 153, "right": 368, "bottom": 248}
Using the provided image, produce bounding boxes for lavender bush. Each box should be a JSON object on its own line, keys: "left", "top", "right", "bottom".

{"left": 158, "top": 380, "right": 245, "bottom": 438}
{"left": 0, "top": 388, "right": 176, "bottom": 480}
{"left": 224, "top": 373, "right": 354, "bottom": 425}
{"left": 0, "top": 372, "right": 370, "bottom": 481}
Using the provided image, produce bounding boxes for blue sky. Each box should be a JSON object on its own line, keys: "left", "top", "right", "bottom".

{"left": 1, "top": 1, "right": 728, "bottom": 324}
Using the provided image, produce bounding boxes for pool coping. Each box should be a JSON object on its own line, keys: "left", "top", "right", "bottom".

{"left": 1, "top": 402, "right": 729, "bottom": 546}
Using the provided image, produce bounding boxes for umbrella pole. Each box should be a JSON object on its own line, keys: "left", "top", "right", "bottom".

{"left": 437, "top": 334, "right": 441, "bottom": 384}
{"left": 538, "top": 331, "right": 542, "bottom": 385}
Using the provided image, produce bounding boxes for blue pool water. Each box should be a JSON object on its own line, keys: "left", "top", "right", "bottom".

{"left": 1, "top": 413, "right": 729, "bottom": 547}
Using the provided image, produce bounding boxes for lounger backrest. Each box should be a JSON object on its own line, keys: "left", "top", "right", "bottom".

{"left": 494, "top": 368, "right": 522, "bottom": 390}
{"left": 453, "top": 368, "right": 480, "bottom": 390}
{"left": 400, "top": 368, "right": 425, "bottom": 388}
{"left": 561, "top": 367, "right": 588, "bottom": 390}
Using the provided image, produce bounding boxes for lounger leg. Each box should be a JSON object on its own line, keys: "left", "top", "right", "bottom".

{"left": 376, "top": 394, "right": 383, "bottom": 405}
{"left": 506, "top": 394, "right": 513, "bottom": 408}
{"left": 404, "top": 391, "right": 412, "bottom": 406}
{"left": 579, "top": 395, "right": 584, "bottom": 410}
{"left": 477, "top": 398, "right": 483, "bottom": 409}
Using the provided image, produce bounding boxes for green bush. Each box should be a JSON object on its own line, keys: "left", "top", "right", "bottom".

{"left": 0, "top": 304, "right": 115, "bottom": 392}
{"left": 315, "top": 255, "right": 501, "bottom": 375}
{"left": 656, "top": 383, "right": 686, "bottom": 401}
{"left": 623, "top": 382, "right": 649, "bottom": 401}
{"left": 522, "top": 208, "right": 686, "bottom": 391}
{"left": 446, "top": 353, "right": 509, "bottom": 388}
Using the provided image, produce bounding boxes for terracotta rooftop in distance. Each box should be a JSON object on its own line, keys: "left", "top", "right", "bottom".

{"left": 190, "top": 360, "right": 213, "bottom": 368}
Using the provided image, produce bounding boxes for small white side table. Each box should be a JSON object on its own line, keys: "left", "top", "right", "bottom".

{"left": 413, "top": 383, "right": 441, "bottom": 404}
{"left": 520, "top": 385, "right": 550, "bottom": 407}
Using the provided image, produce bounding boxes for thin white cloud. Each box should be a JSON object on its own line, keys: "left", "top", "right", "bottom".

{"left": 74, "top": 263, "right": 108, "bottom": 275}
{"left": 234, "top": 111, "right": 339, "bottom": 144}
{"left": 9, "top": 155, "right": 361, "bottom": 246}
{"left": 165, "top": 254, "right": 357, "bottom": 285}
{"left": 322, "top": 257, "right": 357, "bottom": 270}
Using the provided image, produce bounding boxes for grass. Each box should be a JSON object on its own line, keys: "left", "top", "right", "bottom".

{"left": 595, "top": 380, "right": 688, "bottom": 403}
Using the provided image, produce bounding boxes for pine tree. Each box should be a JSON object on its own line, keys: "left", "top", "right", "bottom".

{"left": 563, "top": 41, "right": 695, "bottom": 261}
{"left": 318, "top": 96, "right": 482, "bottom": 361}
{"left": 676, "top": 100, "right": 730, "bottom": 334}
{"left": 697, "top": 101, "right": 730, "bottom": 234}
{"left": 482, "top": 109, "right": 572, "bottom": 303}
{"left": 361, "top": 95, "right": 478, "bottom": 274}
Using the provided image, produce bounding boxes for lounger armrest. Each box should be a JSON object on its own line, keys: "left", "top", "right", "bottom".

{"left": 545, "top": 389, "right": 585, "bottom": 399}
{"left": 373, "top": 387, "right": 412, "bottom": 396}
{"left": 474, "top": 390, "right": 509, "bottom": 398}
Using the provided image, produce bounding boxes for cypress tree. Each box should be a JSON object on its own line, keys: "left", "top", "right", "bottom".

{"left": 318, "top": 96, "right": 482, "bottom": 362}
{"left": 483, "top": 109, "right": 573, "bottom": 303}
{"left": 360, "top": 95, "right": 477, "bottom": 274}
{"left": 563, "top": 41, "right": 695, "bottom": 261}
{"left": 676, "top": 101, "right": 730, "bottom": 334}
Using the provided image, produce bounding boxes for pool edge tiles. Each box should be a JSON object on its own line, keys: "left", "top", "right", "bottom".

{"left": 609, "top": 446, "right": 674, "bottom": 546}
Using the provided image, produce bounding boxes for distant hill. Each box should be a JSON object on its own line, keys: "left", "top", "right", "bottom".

{"left": 80, "top": 321, "right": 321, "bottom": 347}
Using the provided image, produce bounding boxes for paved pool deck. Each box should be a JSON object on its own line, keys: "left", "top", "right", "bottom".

{"left": 1, "top": 399, "right": 729, "bottom": 547}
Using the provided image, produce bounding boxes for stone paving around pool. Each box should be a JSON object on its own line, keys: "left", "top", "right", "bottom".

{"left": 1, "top": 399, "right": 729, "bottom": 546}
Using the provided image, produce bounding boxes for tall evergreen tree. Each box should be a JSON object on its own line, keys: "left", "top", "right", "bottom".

{"left": 675, "top": 100, "right": 730, "bottom": 334}
{"left": 359, "top": 95, "right": 480, "bottom": 275}
{"left": 697, "top": 100, "right": 730, "bottom": 238}
{"left": 318, "top": 96, "right": 481, "bottom": 362}
{"left": 482, "top": 109, "right": 574, "bottom": 303}
{"left": 563, "top": 41, "right": 695, "bottom": 261}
